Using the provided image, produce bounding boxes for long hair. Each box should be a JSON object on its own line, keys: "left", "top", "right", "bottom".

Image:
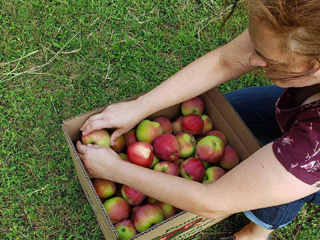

{"left": 224, "top": 0, "right": 320, "bottom": 81}
{"left": 245, "top": 0, "right": 320, "bottom": 81}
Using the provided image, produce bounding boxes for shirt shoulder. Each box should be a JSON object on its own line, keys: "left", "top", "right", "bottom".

{"left": 273, "top": 86, "right": 320, "bottom": 187}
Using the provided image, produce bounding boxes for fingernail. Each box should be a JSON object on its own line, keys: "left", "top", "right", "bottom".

{"left": 88, "top": 144, "right": 92, "bottom": 146}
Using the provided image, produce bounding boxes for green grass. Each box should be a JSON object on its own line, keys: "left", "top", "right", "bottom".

{"left": 0, "top": 0, "right": 318, "bottom": 239}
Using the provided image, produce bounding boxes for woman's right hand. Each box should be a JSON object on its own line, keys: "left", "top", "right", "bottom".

{"left": 80, "top": 99, "right": 146, "bottom": 145}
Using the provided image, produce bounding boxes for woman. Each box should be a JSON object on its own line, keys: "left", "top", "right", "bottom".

{"left": 76, "top": 1, "right": 320, "bottom": 239}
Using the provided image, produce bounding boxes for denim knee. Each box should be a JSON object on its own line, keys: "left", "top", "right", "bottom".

{"left": 244, "top": 190, "right": 320, "bottom": 230}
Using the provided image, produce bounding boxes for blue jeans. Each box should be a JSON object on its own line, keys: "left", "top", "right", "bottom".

{"left": 225, "top": 85, "right": 320, "bottom": 229}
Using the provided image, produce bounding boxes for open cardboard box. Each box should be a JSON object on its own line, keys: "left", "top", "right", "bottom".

{"left": 62, "top": 87, "right": 261, "bottom": 240}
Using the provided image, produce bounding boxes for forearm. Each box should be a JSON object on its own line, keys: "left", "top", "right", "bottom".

{"left": 136, "top": 29, "right": 256, "bottom": 116}
{"left": 110, "top": 160, "right": 227, "bottom": 219}
{"left": 106, "top": 144, "right": 319, "bottom": 219}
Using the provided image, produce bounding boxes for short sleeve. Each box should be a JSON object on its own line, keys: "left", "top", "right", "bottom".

{"left": 272, "top": 109, "right": 320, "bottom": 188}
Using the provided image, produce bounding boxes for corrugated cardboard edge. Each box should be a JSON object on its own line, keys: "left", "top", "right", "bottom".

{"left": 62, "top": 124, "right": 118, "bottom": 239}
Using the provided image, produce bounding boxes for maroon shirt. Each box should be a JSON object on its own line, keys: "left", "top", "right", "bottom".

{"left": 273, "top": 87, "right": 320, "bottom": 188}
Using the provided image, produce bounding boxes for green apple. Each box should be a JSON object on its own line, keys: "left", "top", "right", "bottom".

{"left": 133, "top": 204, "right": 164, "bottom": 233}
{"left": 196, "top": 136, "right": 224, "bottom": 163}
{"left": 81, "top": 129, "right": 110, "bottom": 147}
{"left": 115, "top": 219, "right": 138, "bottom": 240}
{"left": 202, "top": 166, "right": 226, "bottom": 184}
{"left": 136, "top": 120, "right": 163, "bottom": 144}
{"left": 103, "top": 197, "right": 130, "bottom": 224}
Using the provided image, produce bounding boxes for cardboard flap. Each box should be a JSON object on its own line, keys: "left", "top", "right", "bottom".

{"left": 203, "top": 88, "right": 260, "bottom": 159}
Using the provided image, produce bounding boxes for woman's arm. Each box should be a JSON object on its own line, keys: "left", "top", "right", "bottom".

{"left": 76, "top": 142, "right": 319, "bottom": 219}
{"left": 138, "top": 29, "right": 256, "bottom": 115}
{"left": 81, "top": 29, "right": 257, "bottom": 141}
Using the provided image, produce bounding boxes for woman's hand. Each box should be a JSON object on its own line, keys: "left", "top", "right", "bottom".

{"left": 80, "top": 99, "right": 147, "bottom": 145}
{"left": 76, "top": 141, "right": 121, "bottom": 180}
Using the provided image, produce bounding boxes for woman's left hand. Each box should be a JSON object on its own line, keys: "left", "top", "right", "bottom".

{"left": 76, "top": 141, "right": 120, "bottom": 180}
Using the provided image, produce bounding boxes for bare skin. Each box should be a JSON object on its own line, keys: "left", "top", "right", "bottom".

{"left": 77, "top": 19, "right": 320, "bottom": 240}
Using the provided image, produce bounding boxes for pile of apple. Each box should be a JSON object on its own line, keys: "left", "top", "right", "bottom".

{"left": 81, "top": 97, "right": 240, "bottom": 240}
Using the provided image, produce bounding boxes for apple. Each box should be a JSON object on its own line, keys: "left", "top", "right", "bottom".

{"left": 172, "top": 116, "right": 183, "bottom": 135}
{"left": 115, "top": 219, "right": 138, "bottom": 240}
{"left": 219, "top": 145, "right": 240, "bottom": 170}
{"left": 181, "top": 114, "right": 204, "bottom": 135}
{"left": 153, "top": 134, "right": 181, "bottom": 162}
{"left": 206, "top": 130, "right": 228, "bottom": 146}
{"left": 103, "top": 197, "right": 130, "bottom": 224}
{"left": 199, "top": 114, "right": 214, "bottom": 135}
{"left": 196, "top": 136, "right": 224, "bottom": 163}
{"left": 121, "top": 185, "right": 146, "bottom": 206}
{"left": 92, "top": 178, "right": 117, "bottom": 200}
{"left": 153, "top": 161, "right": 179, "bottom": 176}
{"left": 180, "top": 158, "right": 205, "bottom": 182}
{"left": 133, "top": 204, "right": 164, "bottom": 233}
{"left": 81, "top": 129, "right": 110, "bottom": 147}
{"left": 176, "top": 132, "right": 196, "bottom": 158}
{"left": 156, "top": 202, "right": 177, "bottom": 219}
{"left": 124, "top": 129, "right": 138, "bottom": 147}
{"left": 111, "top": 135, "right": 126, "bottom": 153}
{"left": 181, "top": 97, "right": 204, "bottom": 116}
{"left": 136, "top": 120, "right": 163, "bottom": 144}
{"left": 202, "top": 166, "right": 226, "bottom": 184}
{"left": 150, "top": 155, "right": 160, "bottom": 168}
{"left": 127, "top": 141, "right": 154, "bottom": 168}
{"left": 154, "top": 116, "right": 172, "bottom": 134}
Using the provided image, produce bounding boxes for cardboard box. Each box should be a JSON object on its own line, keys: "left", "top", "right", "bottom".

{"left": 62, "top": 87, "right": 260, "bottom": 240}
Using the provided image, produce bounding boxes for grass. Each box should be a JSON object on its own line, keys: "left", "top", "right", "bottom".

{"left": 0, "top": 0, "right": 319, "bottom": 239}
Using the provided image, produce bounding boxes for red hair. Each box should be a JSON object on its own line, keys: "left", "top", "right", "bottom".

{"left": 245, "top": 0, "right": 320, "bottom": 80}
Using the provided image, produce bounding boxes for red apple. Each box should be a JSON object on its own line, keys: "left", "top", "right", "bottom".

{"left": 81, "top": 129, "right": 110, "bottom": 147}
{"left": 180, "top": 158, "right": 205, "bottom": 182}
{"left": 103, "top": 197, "right": 130, "bottom": 224}
{"left": 156, "top": 202, "right": 177, "bottom": 219}
{"left": 196, "top": 136, "right": 224, "bottom": 163}
{"left": 133, "top": 204, "right": 164, "bottom": 233}
{"left": 153, "top": 161, "right": 179, "bottom": 176}
{"left": 136, "top": 120, "right": 163, "bottom": 144}
{"left": 181, "top": 114, "right": 204, "bottom": 135}
{"left": 153, "top": 134, "right": 181, "bottom": 162}
{"left": 181, "top": 97, "right": 204, "bottom": 116}
{"left": 92, "top": 178, "right": 117, "bottom": 200}
{"left": 127, "top": 142, "right": 154, "bottom": 167}
{"left": 115, "top": 219, "right": 138, "bottom": 240}
{"left": 111, "top": 135, "right": 126, "bottom": 153}
{"left": 199, "top": 114, "right": 214, "bottom": 135}
{"left": 124, "top": 129, "right": 138, "bottom": 147}
{"left": 219, "top": 145, "right": 240, "bottom": 170}
{"left": 154, "top": 116, "right": 172, "bottom": 134}
{"left": 202, "top": 166, "right": 226, "bottom": 184}
{"left": 176, "top": 132, "right": 196, "bottom": 158}
{"left": 206, "top": 130, "right": 228, "bottom": 146}
{"left": 172, "top": 116, "right": 183, "bottom": 135}
{"left": 121, "top": 185, "right": 146, "bottom": 206}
